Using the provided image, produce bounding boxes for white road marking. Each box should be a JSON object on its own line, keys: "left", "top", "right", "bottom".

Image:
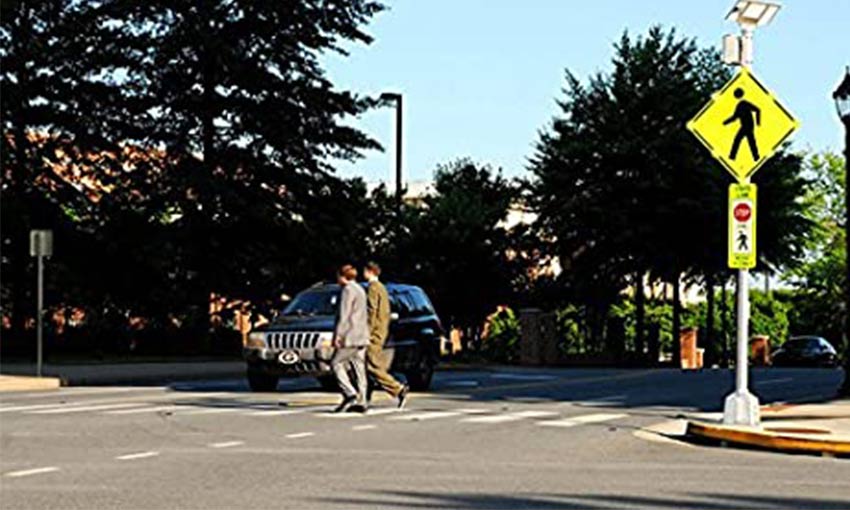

{"left": 243, "top": 409, "right": 307, "bottom": 417}
{"left": 390, "top": 411, "right": 462, "bottom": 421}
{"left": 0, "top": 391, "right": 228, "bottom": 414}
{"left": 175, "top": 407, "right": 242, "bottom": 416}
{"left": 456, "top": 408, "right": 489, "bottom": 414}
{"left": 104, "top": 405, "right": 184, "bottom": 415}
{"left": 353, "top": 424, "right": 377, "bottom": 431}
{"left": 116, "top": 451, "right": 159, "bottom": 461}
{"left": 489, "top": 373, "right": 556, "bottom": 381}
{"left": 445, "top": 380, "right": 480, "bottom": 387}
{"left": 285, "top": 432, "right": 315, "bottom": 439}
{"left": 4, "top": 466, "right": 60, "bottom": 478}
{"left": 0, "top": 386, "right": 154, "bottom": 402}
{"left": 755, "top": 378, "right": 793, "bottom": 386}
{"left": 30, "top": 403, "right": 146, "bottom": 414}
{"left": 576, "top": 395, "right": 626, "bottom": 406}
{"left": 209, "top": 441, "right": 244, "bottom": 449}
{"left": 537, "top": 413, "right": 628, "bottom": 428}
{"left": 461, "top": 410, "right": 558, "bottom": 424}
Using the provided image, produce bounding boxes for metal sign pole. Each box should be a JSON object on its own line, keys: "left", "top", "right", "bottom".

{"left": 36, "top": 253, "right": 44, "bottom": 378}
{"left": 724, "top": 22, "right": 760, "bottom": 426}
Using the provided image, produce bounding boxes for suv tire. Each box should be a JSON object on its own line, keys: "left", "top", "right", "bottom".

{"left": 247, "top": 368, "right": 279, "bottom": 392}
{"left": 316, "top": 375, "right": 339, "bottom": 392}
{"left": 405, "top": 362, "right": 434, "bottom": 391}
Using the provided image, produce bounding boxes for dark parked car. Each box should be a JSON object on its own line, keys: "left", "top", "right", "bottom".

{"left": 243, "top": 283, "right": 443, "bottom": 392}
{"left": 771, "top": 336, "right": 840, "bottom": 368}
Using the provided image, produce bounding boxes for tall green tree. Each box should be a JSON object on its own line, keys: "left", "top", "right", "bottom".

{"left": 789, "top": 152, "right": 846, "bottom": 345}
{"left": 390, "top": 160, "right": 519, "bottom": 335}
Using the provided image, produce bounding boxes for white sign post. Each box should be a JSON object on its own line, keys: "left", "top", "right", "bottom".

{"left": 29, "top": 230, "right": 53, "bottom": 378}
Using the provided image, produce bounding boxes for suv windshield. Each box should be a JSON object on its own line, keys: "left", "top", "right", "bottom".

{"left": 282, "top": 289, "right": 338, "bottom": 317}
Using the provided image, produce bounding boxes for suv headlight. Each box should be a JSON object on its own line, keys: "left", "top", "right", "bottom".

{"left": 317, "top": 332, "right": 334, "bottom": 349}
{"left": 246, "top": 332, "right": 267, "bottom": 349}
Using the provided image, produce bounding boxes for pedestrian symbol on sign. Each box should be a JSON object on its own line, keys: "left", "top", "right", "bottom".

{"left": 724, "top": 88, "right": 761, "bottom": 162}
{"left": 737, "top": 231, "right": 749, "bottom": 251}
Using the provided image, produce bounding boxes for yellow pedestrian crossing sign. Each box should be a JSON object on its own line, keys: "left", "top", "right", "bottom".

{"left": 687, "top": 68, "right": 799, "bottom": 181}
{"left": 728, "top": 183, "right": 757, "bottom": 269}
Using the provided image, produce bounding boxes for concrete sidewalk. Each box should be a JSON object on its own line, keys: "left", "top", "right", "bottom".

{"left": 0, "top": 375, "right": 61, "bottom": 392}
{"left": 0, "top": 360, "right": 245, "bottom": 386}
{"left": 686, "top": 400, "right": 850, "bottom": 457}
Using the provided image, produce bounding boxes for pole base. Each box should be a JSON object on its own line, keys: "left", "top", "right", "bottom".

{"left": 723, "top": 389, "right": 760, "bottom": 426}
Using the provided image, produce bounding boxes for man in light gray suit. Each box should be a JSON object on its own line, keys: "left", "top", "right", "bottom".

{"left": 332, "top": 264, "right": 370, "bottom": 413}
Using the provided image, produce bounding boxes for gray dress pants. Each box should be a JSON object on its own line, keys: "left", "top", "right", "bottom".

{"left": 332, "top": 347, "right": 367, "bottom": 404}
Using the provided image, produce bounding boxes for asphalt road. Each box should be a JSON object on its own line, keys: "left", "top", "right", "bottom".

{"left": 1, "top": 367, "right": 847, "bottom": 510}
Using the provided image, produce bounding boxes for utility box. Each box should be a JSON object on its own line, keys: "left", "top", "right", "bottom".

{"left": 750, "top": 335, "right": 771, "bottom": 366}
{"left": 680, "top": 327, "right": 703, "bottom": 370}
{"left": 519, "top": 309, "right": 558, "bottom": 366}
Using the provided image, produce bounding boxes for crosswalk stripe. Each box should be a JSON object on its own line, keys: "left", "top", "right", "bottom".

{"left": 460, "top": 410, "right": 558, "bottom": 424}
{"left": 286, "top": 432, "right": 315, "bottom": 439}
{"left": 30, "top": 403, "right": 146, "bottom": 415}
{"left": 174, "top": 407, "right": 243, "bottom": 416}
{"left": 242, "top": 409, "right": 307, "bottom": 417}
{"left": 4, "top": 466, "right": 60, "bottom": 478}
{"left": 104, "top": 405, "right": 184, "bottom": 415}
{"left": 0, "top": 391, "right": 229, "bottom": 414}
{"left": 116, "top": 451, "right": 159, "bottom": 460}
{"left": 209, "top": 441, "right": 244, "bottom": 449}
{"left": 537, "top": 413, "right": 627, "bottom": 428}
{"left": 389, "top": 411, "right": 462, "bottom": 421}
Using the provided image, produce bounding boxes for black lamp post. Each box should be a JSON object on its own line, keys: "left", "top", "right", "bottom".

{"left": 380, "top": 92, "right": 403, "bottom": 213}
{"left": 834, "top": 67, "right": 850, "bottom": 395}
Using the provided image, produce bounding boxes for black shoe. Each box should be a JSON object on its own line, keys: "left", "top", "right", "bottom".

{"left": 348, "top": 404, "right": 368, "bottom": 414}
{"left": 397, "top": 385, "right": 410, "bottom": 410}
{"left": 334, "top": 396, "right": 356, "bottom": 413}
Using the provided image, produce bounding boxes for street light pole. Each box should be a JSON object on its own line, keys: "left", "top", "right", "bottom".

{"left": 833, "top": 67, "right": 850, "bottom": 395}
{"left": 380, "top": 92, "right": 403, "bottom": 213}
{"left": 721, "top": 0, "right": 781, "bottom": 426}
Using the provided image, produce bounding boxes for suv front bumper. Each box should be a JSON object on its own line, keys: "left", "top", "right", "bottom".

{"left": 243, "top": 347, "right": 335, "bottom": 376}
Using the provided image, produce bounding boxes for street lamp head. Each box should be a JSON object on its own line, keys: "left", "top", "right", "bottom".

{"left": 833, "top": 66, "right": 850, "bottom": 123}
{"left": 726, "top": 0, "right": 781, "bottom": 27}
{"left": 379, "top": 92, "right": 402, "bottom": 103}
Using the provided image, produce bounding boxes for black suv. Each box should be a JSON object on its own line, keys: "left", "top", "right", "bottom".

{"left": 243, "top": 283, "right": 443, "bottom": 392}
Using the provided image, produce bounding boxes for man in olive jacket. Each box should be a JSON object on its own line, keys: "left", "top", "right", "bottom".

{"left": 364, "top": 262, "right": 409, "bottom": 409}
{"left": 332, "top": 264, "right": 369, "bottom": 413}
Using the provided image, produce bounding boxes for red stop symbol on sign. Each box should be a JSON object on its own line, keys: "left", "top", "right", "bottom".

{"left": 734, "top": 203, "right": 751, "bottom": 222}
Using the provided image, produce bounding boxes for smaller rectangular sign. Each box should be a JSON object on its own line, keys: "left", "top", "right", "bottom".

{"left": 728, "top": 184, "right": 756, "bottom": 269}
{"left": 29, "top": 230, "right": 53, "bottom": 258}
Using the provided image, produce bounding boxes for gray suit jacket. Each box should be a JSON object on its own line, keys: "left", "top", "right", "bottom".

{"left": 334, "top": 282, "right": 370, "bottom": 348}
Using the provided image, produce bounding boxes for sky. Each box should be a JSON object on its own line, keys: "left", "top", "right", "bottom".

{"left": 323, "top": 0, "right": 850, "bottom": 185}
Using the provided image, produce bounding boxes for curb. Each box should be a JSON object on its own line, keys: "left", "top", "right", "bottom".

{"left": 0, "top": 375, "right": 62, "bottom": 393}
{"left": 686, "top": 421, "right": 850, "bottom": 457}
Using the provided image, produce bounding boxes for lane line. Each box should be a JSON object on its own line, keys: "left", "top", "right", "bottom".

{"left": 174, "top": 407, "right": 243, "bottom": 416}
{"left": 104, "top": 405, "right": 184, "bottom": 415}
{"left": 243, "top": 409, "right": 308, "bottom": 417}
{"left": 0, "top": 387, "right": 156, "bottom": 402}
{"left": 352, "top": 424, "right": 377, "bottom": 431}
{"left": 389, "top": 411, "right": 462, "bottom": 421}
{"left": 461, "top": 410, "right": 558, "bottom": 424}
{"left": 444, "top": 380, "right": 480, "bottom": 387}
{"left": 489, "top": 373, "right": 556, "bottom": 381}
{"left": 755, "top": 378, "right": 794, "bottom": 386}
{"left": 0, "top": 391, "right": 229, "bottom": 414}
{"left": 4, "top": 466, "right": 60, "bottom": 478}
{"left": 116, "top": 451, "right": 159, "bottom": 461}
{"left": 209, "top": 441, "right": 244, "bottom": 449}
{"left": 30, "top": 403, "right": 145, "bottom": 415}
{"left": 537, "top": 413, "right": 628, "bottom": 428}
{"left": 285, "top": 432, "right": 315, "bottom": 439}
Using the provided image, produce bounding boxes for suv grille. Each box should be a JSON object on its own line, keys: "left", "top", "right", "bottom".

{"left": 266, "top": 332, "right": 322, "bottom": 350}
